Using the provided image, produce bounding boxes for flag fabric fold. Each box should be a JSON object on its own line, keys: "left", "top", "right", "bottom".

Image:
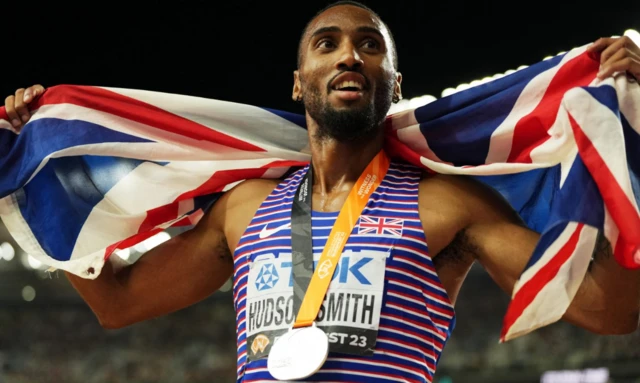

{"left": 1, "top": 43, "right": 638, "bottom": 341}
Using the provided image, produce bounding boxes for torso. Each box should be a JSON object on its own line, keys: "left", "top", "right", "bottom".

{"left": 223, "top": 167, "right": 475, "bottom": 307}
{"left": 220, "top": 160, "right": 476, "bottom": 383}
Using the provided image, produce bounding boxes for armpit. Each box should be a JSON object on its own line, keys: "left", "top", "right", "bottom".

{"left": 434, "top": 229, "right": 478, "bottom": 267}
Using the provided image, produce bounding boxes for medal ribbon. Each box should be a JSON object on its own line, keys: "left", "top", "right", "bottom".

{"left": 290, "top": 150, "right": 390, "bottom": 329}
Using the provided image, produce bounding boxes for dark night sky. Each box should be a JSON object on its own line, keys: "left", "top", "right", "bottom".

{"left": 4, "top": 1, "right": 640, "bottom": 114}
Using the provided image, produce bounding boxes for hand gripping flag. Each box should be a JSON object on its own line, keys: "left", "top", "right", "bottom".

{"left": 1, "top": 44, "right": 638, "bottom": 342}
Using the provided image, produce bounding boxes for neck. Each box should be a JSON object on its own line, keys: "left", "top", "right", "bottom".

{"left": 308, "top": 127, "right": 384, "bottom": 195}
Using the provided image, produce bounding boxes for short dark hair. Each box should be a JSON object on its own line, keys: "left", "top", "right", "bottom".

{"left": 296, "top": 0, "right": 399, "bottom": 70}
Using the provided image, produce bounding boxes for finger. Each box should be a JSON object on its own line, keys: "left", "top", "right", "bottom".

{"left": 13, "top": 88, "right": 30, "bottom": 124}
{"left": 599, "top": 47, "right": 628, "bottom": 76}
{"left": 4, "top": 95, "right": 22, "bottom": 130}
{"left": 587, "top": 37, "right": 617, "bottom": 53}
{"left": 599, "top": 37, "right": 626, "bottom": 65}
{"left": 629, "top": 61, "right": 640, "bottom": 82}
{"left": 598, "top": 57, "right": 636, "bottom": 80}
{"left": 627, "top": 38, "right": 640, "bottom": 59}
{"left": 599, "top": 49, "right": 640, "bottom": 79}
{"left": 23, "top": 84, "right": 45, "bottom": 103}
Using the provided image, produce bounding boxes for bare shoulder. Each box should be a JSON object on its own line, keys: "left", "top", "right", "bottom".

{"left": 418, "top": 172, "right": 522, "bottom": 226}
{"left": 418, "top": 172, "right": 499, "bottom": 202}
{"left": 415, "top": 172, "right": 524, "bottom": 262}
{"left": 222, "top": 178, "right": 282, "bottom": 209}
{"left": 208, "top": 178, "right": 282, "bottom": 251}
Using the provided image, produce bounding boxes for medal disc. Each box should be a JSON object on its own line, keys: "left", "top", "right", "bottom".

{"left": 267, "top": 324, "right": 329, "bottom": 381}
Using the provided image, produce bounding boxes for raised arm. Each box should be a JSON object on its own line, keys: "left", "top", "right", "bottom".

{"left": 64, "top": 191, "right": 234, "bottom": 329}
{"left": 439, "top": 175, "right": 639, "bottom": 335}
{"left": 4, "top": 83, "right": 253, "bottom": 330}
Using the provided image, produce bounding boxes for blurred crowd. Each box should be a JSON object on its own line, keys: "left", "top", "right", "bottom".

{"left": 1, "top": 267, "right": 639, "bottom": 383}
{"left": 0, "top": 292, "right": 237, "bottom": 383}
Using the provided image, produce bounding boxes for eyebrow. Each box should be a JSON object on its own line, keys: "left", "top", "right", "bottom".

{"left": 309, "top": 25, "right": 385, "bottom": 40}
{"left": 355, "top": 26, "right": 384, "bottom": 40}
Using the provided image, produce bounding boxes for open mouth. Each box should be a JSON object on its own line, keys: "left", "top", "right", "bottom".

{"left": 332, "top": 80, "right": 364, "bottom": 92}
{"left": 329, "top": 73, "right": 368, "bottom": 101}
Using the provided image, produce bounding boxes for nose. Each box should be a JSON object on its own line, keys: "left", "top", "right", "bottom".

{"left": 335, "top": 42, "right": 364, "bottom": 71}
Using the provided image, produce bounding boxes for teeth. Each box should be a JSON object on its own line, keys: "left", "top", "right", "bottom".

{"left": 335, "top": 80, "right": 363, "bottom": 90}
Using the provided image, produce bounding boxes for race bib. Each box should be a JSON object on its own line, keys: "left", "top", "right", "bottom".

{"left": 245, "top": 249, "right": 388, "bottom": 361}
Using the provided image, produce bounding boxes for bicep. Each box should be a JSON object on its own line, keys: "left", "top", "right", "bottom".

{"left": 451, "top": 176, "right": 540, "bottom": 295}
{"left": 419, "top": 174, "right": 538, "bottom": 296}
{"left": 465, "top": 220, "right": 539, "bottom": 296}
{"left": 113, "top": 203, "right": 233, "bottom": 325}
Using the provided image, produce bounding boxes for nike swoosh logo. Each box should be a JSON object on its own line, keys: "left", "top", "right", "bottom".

{"left": 259, "top": 223, "right": 292, "bottom": 239}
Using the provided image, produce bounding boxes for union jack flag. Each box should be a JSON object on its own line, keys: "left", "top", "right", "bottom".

{"left": 0, "top": 43, "right": 638, "bottom": 343}
{"left": 357, "top": 216, "right": 404, "bottom": 237}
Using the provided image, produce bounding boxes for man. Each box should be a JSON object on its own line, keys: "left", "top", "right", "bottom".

{"left": 4, "top": 1, "right": 640, "bottom": 382}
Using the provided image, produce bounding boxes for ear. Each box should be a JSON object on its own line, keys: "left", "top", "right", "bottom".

{"left": 292, "top": 70, "right": 302, "bottom": 102}
{"left": 394, "top": 72, "right": 403, "bottom": 102}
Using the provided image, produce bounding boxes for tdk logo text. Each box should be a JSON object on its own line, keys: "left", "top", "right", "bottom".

{"left": 253, "top": 255, "right": 373, "bottom": 291}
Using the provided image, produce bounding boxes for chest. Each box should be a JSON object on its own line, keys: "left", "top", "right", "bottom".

{"left": 310, "top": 189, "right": 352, "bottom": 212}
{"left": 228, "top": 167, "right": 474, "bottom": 307}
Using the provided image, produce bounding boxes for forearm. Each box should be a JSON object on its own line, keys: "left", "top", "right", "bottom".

{"left": 65, "top": 228, "right": 234, "bottom": 329}
{"left": 65, "top": 259, "right": 125, "bottom": 328}
{"left": 565, "top": 235, "right": 640, "bottom": 334}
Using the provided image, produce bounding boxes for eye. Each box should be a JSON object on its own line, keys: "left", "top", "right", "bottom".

{"left": 361, "top": 38, "right": 380, "bottom": 50}
{"left": 317, "top": 39, "right": 336, "bottom": 49}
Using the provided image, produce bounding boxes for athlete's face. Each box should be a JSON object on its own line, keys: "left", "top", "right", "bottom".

{"left": 293, "top": 5, "right": 402, "bottom": 141}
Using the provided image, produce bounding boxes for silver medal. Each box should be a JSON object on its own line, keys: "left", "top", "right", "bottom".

{"left": 267, "top": 323, "right": 329, "bottom": 381}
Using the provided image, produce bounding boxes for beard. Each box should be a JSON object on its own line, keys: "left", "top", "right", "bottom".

{"left": 301, "top": 74, "right": 395, "bottom": 142}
